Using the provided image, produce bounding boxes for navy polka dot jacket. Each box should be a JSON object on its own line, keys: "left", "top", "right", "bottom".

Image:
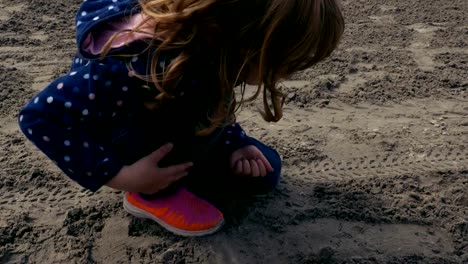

{"left": 18, "top": 0, "right": 254, "bottom": 192}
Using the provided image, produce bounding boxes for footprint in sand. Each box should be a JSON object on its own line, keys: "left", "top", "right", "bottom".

{"left": 406, "top": 23, "right": 446, "bottom": 72}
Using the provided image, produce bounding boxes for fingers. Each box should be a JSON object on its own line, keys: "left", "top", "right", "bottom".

{"left": 144, "top": 162, "right": 191, "bottom": 194}
{"left": 235, "top": 159, "right": 243, "bottom": 175}
{"left": 242, "top": 159, "right": 251, "bottom": 175}
{"left": 258, "top": 154, "right": 274, "bottom": 172}
{"left": 148, "top": 143, "right": 173, "bottom": 164}
{"left": 233, "top": 159, "right": 268, "bottom": 177}
{"left": 250, "top": 159, "right": 260, "bottom": 177}
{"left": 160, "top": 162, "right": 193, "bottom": 180}
{"left": 257, "top": 159, "right": 267, "bottom": 176}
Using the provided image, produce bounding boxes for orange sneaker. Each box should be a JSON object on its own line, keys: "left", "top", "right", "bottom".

{"left": 123, "top": 188, "right": 224, "bottom": 236}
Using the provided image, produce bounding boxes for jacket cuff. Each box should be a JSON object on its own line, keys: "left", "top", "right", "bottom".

{"left": 75, "top": 156, "right": 124, "bottom": 192}
{"left": 218, "top": 123, "right": 255, "bottom": 154}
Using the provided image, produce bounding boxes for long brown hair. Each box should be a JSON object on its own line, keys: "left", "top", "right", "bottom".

{"left": 102, "top": 0, "right": 344, "bottom": 135}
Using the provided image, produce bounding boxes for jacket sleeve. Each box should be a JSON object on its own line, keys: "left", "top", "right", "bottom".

{"left": 18, "top": 62, "right": 130, "bottom": 192}
{"left": 217, "top": 123, "right": 256, "bottom": 155}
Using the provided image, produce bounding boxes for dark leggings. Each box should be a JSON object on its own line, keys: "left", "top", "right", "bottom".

{"left": 184, "top": 137, "right": 282, "bottom": 199}
{"left": 142, "top": 137, "right": 282, "bottom": 200}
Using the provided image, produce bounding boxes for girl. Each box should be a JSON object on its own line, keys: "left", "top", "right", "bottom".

{"left": 18, "top": 0, "right": 344, "bottom": 236}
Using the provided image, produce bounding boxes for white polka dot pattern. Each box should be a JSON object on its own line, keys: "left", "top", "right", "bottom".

{"left": 17, "top": 0, "right": 246, "bottom": 192}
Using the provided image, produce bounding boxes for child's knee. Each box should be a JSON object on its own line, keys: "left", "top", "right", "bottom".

{"left": 269, "top": 148, "right": 282, "bottom": 174}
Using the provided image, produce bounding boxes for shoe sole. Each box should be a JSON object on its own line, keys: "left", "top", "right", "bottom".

{"left": 123, "top": 196, "right": 224, "bottom": 237}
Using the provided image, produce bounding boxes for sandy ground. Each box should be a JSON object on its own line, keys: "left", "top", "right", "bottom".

{"left": 0, "top": 0, "right": 467, "bottom": 263}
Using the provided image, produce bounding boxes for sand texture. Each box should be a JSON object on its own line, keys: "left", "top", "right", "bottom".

{"left": 0, "top": 0, "right": 467, "bottom": 263}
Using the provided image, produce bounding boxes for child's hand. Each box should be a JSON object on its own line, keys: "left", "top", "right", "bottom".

{"left": 107, "top": 143, "right": 193, "bottom": 194}
{"left": 230, "top": 145, "right": 274, "bottom": 177}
